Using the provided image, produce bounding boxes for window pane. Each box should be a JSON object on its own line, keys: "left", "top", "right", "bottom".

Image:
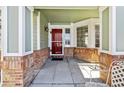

{"left": 7, "top": 6, "right": 19, "bottom": 53}
{"left": 25, "top": 7, "right": 31, "bottom": 52}
{"left": 65, "top": 28, "right": 70, "bottom": 34}
{"left": 77, "top": 26, "right": 88, "bottom": 47}
{"left": 95, "top": 25, "right": 100, "bottom": 48}
{"left": 102, "top": 7, "right": 109, "bottom": 51}
{"left": 65, "top": 28, "right": 71, "bottom": 45}
{"left": 116, "top": 6, "right": 124, "bottom": 51}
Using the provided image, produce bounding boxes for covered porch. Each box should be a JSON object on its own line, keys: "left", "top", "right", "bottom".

{"left": 0, "top": 6, "right": 124, "bottom": 87}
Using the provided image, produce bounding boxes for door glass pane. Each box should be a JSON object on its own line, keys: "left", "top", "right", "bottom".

{"left": 52, "top": 29, "right": 62, "bottom": 41}
{"left": 52, "top": 42, "right": 62, "bottom": 54}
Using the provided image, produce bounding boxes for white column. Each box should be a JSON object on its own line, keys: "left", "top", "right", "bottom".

{"left": 88, "top": 22, "right": 95, "bottom": 48}
{"left": 70, "top": 23, "right": 74, "bottom": 47}
{"left": 37, "top": 11, "right": 41, "bottom": 50}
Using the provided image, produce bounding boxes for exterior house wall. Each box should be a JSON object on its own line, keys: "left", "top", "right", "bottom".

{"left": 40, "top": 11, "right": 48, "bottom": 49}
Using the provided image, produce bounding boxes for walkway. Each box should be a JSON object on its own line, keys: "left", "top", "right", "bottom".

{"left": 30, "top": 58, "right": 103, "bottom": 87}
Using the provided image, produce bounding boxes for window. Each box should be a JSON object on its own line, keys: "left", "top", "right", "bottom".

{"left": 77, "top": 26, "right": 88, "bottom": 47}
{"left": 25, "top": 7, "right": 31, "bottom": 52}
{"left": 65, "top": 28, "right": 71, "bottom": 46}
{"left": 95, "top": 25, "right": 100, "bottom": 48}
{"left": 65, "top": 40, "right": 70, "bottom": 45}
{"left": 116, "top": 6, "right": 124, "bottom": 51}
{"left": 0, "top": 10, "right": 1, "bottom": 49}
{"left": 65, "top": 28, "right": 70, "bottom": 34}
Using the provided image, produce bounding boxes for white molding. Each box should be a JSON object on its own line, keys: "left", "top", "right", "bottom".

{"left": 37, "top": 12, "right": 41, "bottom": 50}
{"left": 99, "top": 7, "right": 102, "bottom": 54}
{"left": 49, "top": 24, "right": 71, "bottom": 28}
{"left": 70, "top": 23, "right": 74, "bottom": 47}
{"left": 19, "top": 6, "right": 25, "bottom": 56}
{"left": 27, "top": 6, "right": 34, "bottom": 12}
{"left": 48, "top": 22, "right": 51, "bottom": 48}
{"left": 34, "top": 6, "right": 98, "bottom": 10}
{"left": 74, "top": 18, "right": 99, "bottom": 48}
{"left": 100, "top": 50, "right": 112, "bottom": 55}
{"left": 99, "top": 6, "right": 112, "bottom": 54}
{"left": 31, "top": 7, "right": 33, "bottom": 53}
{"left": 2, "top": 7, "right": 7, "bottom": 56}
{"left": 111, "top": 6, "right": 117, "bottom": 55}
{"left": 0, "top": 6, "right": 5, "bottom": 86}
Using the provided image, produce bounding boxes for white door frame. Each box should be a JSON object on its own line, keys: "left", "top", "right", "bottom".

{"left": 49, "top": 24, "right": 72, "bottom": 56}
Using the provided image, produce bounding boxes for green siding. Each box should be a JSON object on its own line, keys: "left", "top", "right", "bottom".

{"left": 40, "top": 11, "right": 48, "bottom": 49}
{"left": 7, "top": 6, "right": 19, "bottom": 53}
{"left": 102, "top": 8, "right": 109, "bottom": 51}
{"left": 25, "top": 7, "right": 31, "bottom": 52}
{"left": 116, "top": 6, "right": 124, "bottom": 51}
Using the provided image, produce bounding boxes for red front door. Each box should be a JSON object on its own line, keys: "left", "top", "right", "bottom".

{"left": 51, "top": 29, "right": 62, "bottom": 54}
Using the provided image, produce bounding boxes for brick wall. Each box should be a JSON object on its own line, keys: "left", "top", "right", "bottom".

{"left": 1, "top": 48, "right": 49, "bottom": 87}
{"left": 33, "top": 48, "right": 49, "bottom": 71}
{"left": 99, "top": 52, "right": 112, "bottom": 85}
{"left": 2, "top": 56, "right": 24, "bottom": 86}
{"left": 64, "top": 47, "right": 74, "bottom": 58}
{"left": 73, "top": 48, "right": 99, "bottom": 63}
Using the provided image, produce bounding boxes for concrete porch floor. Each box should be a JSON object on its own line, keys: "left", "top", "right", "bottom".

{"left": 29, "top": 58, "right": 104, "bottom": 87}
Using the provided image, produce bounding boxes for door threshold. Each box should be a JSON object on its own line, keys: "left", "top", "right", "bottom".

{"left": 51, "top": 55, "right": 64, "bottom": 61}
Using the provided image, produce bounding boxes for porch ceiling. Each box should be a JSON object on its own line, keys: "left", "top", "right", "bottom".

{"left": 35, "top": 6, "right": 99, "bottom": 23}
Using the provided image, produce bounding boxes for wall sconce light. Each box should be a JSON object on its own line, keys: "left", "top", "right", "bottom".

{"left": 44, "top": 24, "right": 48, "bottom": 32}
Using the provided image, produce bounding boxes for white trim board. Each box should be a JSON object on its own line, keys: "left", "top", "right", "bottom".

{"left": 34, "top": 6, "right": 98, "bottom": 10}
